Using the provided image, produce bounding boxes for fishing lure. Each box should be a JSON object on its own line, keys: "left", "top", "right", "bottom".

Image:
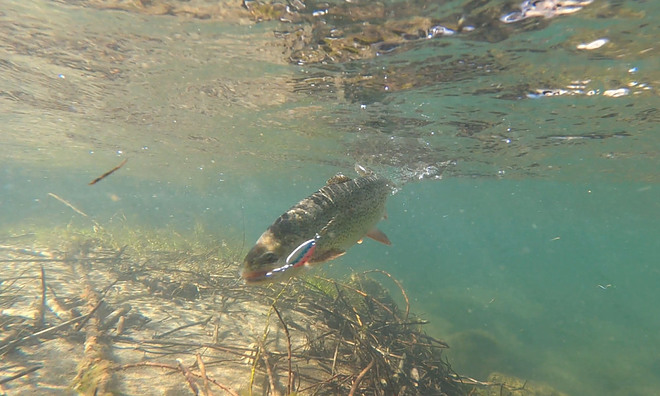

{"left": 257, "top": 236, "right": 319, "bottom": 280}
{"left": 286, "top": 237, "right": 318, "bottom": 268}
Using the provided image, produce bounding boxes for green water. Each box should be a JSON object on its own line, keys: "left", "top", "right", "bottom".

{"left": 1, "top": 0, "right": 659, "bottom": 395}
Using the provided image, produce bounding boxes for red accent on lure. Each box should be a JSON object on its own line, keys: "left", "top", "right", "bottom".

{"left": 287, "top": 238, "right": 317, "bottom": 268}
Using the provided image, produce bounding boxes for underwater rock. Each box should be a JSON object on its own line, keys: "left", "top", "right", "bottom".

{"left": 447, "top": 329, "right": 511, "bottom": 380}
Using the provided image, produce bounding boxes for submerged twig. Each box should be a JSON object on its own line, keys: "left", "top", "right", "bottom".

{"left": 196, "top": 353, "right": 210, "bottom": 396}
{"left": 0, "top": 245, "right": 51, "bottom": 258}
{"left": 330, "top": 331, "right": 342, "bottom": 375}
{"left": 260, "top": 347, "right": 279, "bottom": 396}
{"left": 155, "top": 316, "right": 212, "bottom": 339}
{"left": 46, "top": 192, "right": 103, "bottom": 231}
{"left": 363, "top": 269, "right": 410, "bottom": 321}
{"left": 348, "top": 357, "right": 375, "bottom": 396}
{"left": 0, "top": 255, "right": 124, "bottom": 263}
{"left": 248, "top": 279, "right": 292, "bottom": 394}
{"left": 0, "top": 314, "right": 89, "bottom": 354}
{"left": 35, "top": 265, "right": 46, "bottom": 328}
{"left": 315, "top": 275, "right": 397, "bottom": 317}
{"left": 117, "top": 361, "right": 239, "bottom": 396}
{"left": 73, "top": 298, "right": 104, "bottom": 331}
{"left": 113, "top": 337, "right": 254, "bottom": 358}
{"left": 47, "top": 192, "right": 88, "bottom": 217}
{"left": 177, "top": 358, "right": 200, "bottom": 396}
{"left": 0, "top": 365, "right": 43, "bottom": 385}
{"left": 272, "top": 305, "right": 293, "bottom": 394}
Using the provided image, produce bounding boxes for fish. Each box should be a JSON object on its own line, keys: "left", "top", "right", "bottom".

{"left": 241, "top": 172, "right": 392, "bottom": 284}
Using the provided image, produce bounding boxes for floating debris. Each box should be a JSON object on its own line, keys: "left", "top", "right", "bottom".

{"left": 603, "top": 88, "right": 630, "bottom": 98}
{"left": 89, "top": 158, "right": 128, "bottom": 185}
{"left": 527, "top": 89, "right": 571, "bottom": 98}
{"left": 577, "top": 38, "right": 609, "bottom": 50}
{"left": 528, "top": 82, "right": 639, "bottom": 98}
{"left": 501, "top": 0, "right": 594, "bottom": 23}
{"left": 427, "top": 25, "right": 456, "bottom": 38}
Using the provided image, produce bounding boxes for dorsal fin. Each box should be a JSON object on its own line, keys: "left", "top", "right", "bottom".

{"left": 326, "top": 174, "right": 351, "bottom": 185}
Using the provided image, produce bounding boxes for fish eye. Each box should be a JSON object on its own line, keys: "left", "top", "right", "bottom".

{"left": 259, "top": 252, "right": 278, "bottom": 264}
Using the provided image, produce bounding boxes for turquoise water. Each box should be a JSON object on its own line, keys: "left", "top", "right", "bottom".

{"left": 377, "top": 179, "right": 660, "bottom": 395}
{"left": 1, "top": 0, "right": 659, "bottom": 395}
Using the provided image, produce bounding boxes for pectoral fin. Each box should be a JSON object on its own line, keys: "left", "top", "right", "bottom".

{"left": 366, "top": 228, "right": 391, "bottom": 246}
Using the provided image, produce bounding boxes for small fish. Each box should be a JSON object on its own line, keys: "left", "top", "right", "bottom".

{"left": 241, "top": 171, "right": 392, "bottom": 284}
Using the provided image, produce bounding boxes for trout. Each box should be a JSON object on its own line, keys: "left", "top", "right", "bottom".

{"left": 241, "top": 173, "right": 392, "bottom": 284}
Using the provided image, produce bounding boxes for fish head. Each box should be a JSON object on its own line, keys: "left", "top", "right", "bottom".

{"left": 241, "top": 230, "right": 293, "bottom": 284}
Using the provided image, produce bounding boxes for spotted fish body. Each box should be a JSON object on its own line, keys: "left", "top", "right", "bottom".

{"left": 241, "top": 174, "right": 391, "bottom": 284}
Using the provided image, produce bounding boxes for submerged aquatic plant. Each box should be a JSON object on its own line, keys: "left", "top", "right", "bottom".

{"left": 0, "top": 225, "right": 480, "bottom": 395}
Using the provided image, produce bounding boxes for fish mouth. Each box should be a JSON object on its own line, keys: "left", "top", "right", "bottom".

{"left": 240, "top": 267, "right": 273, "bottom": 284}
{"left": 241, "top": 262, "right": 294, "bottom": 284}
